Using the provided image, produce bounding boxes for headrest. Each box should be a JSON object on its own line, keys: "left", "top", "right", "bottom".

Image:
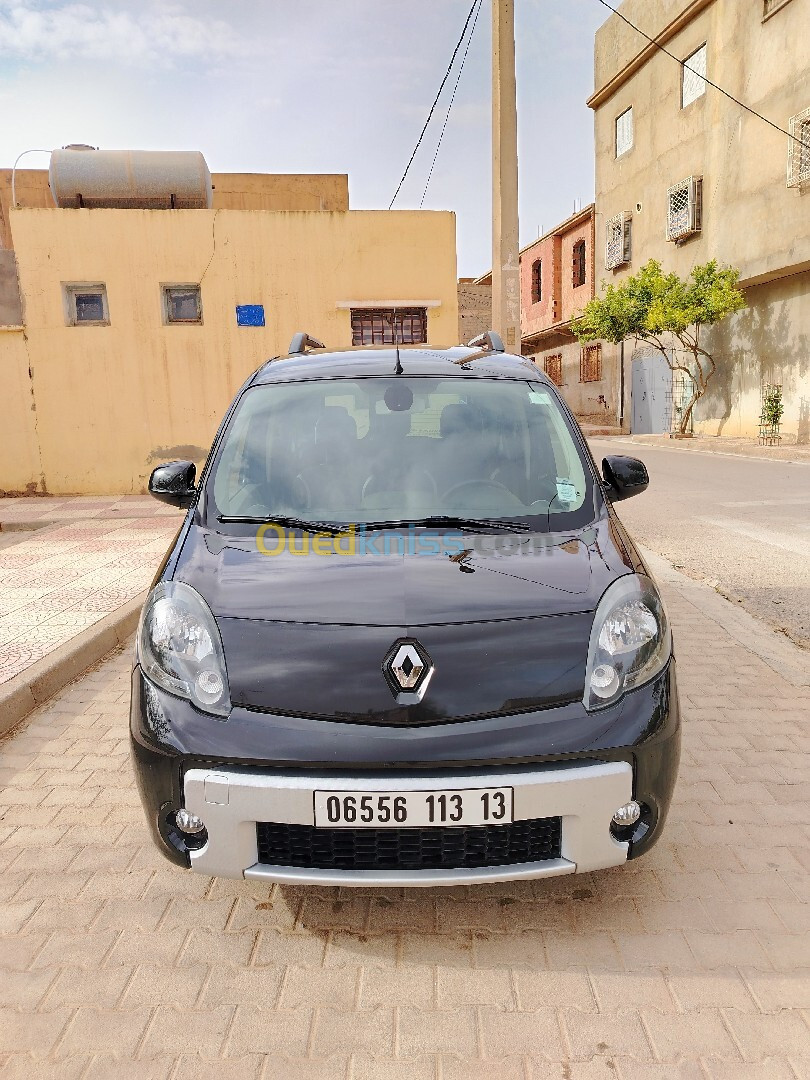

{"left": 315, "top": 407, "right": 357, "bottom": 446}
{"left": 440, "top": 403, "right": 471, "bottom": 438}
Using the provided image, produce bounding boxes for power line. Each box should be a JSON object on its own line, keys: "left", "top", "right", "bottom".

{"left": 420, "top": 0, "right": 484, "bottom": 207}
{"left": 594, "top": 0, "right": 806, "bottom": 150}
{"left": 389, "top": 0, "right": 481, "bottom": 209}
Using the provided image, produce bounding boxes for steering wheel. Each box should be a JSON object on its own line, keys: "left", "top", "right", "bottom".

{"left": 362, "top": 469, "right": 438, "bottom": 501}
{"left": 443, "top": 479, "right": 513, "bottom": 501}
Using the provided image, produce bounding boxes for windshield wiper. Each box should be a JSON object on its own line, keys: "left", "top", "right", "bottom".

{"left": 217, "top": 514, "right": 349, "bottom": 536}
{"left": 362, "top": 516, "right": 534, "bottom": 534}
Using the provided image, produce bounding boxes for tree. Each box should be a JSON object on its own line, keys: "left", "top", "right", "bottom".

{"left": 572, "top": 260, "right": 746, "bottom": 434}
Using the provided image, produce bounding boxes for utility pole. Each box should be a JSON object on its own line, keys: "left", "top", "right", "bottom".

{"left": 491, "top": 0, "right": 520, "bottom": 351}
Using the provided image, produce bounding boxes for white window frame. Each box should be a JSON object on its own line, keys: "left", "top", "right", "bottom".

{"left": 682, "top": 43, "right": 707, "bottom": 108}
{"left": 787, "top": 108, "right": 810, "bottom": 188}
{"left": 605, "top": 212, "right": 632, "bottom": 270}
{"left": 666, "top": 176, "right": 703, "bottom": 242}
{"left": 615, "top": 107, "right": 634, "bottom": 158}
{"left": 64, "top": 283, "right": 109, "bottom": 326}
{"left": 162, "top": 284, "right": 203, "bottom": 325}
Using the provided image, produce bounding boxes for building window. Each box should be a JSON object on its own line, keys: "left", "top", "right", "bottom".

{"left": 531, "top": 260, "right": 542, "bottom": 304}
{"left": 605, "top": 212, "right": 632, "bottom": 270}
{"left": 666, "top": 176, "right": 703, "bottom": 241}
{"left": 350, "top": 307, "right": 427, "bottom": 345}
{"left": 65, "top": 284, "right": 109, "bottom": 326}
{"left": 580, "top": 344, "right": 602, "bottom": 384}
{"left": 544, "top": 353, "right": 563, "bottom": 386}
{"left": 615, "top": 107, "right": 634, "bottom": 157}
{"left": 572, "top": 240, "right": 587, "bottom": 288}
{"left": 163, "top": 285, "right": 202, "bottom": 324}
{"left": 787, "top": 108, "right": 810, "bottom": 188}
{"left": 682, "top": 43, "right": 707, "bottom": 108}
{"left": 763, "top": 0, "right": 794, "bottom": 18}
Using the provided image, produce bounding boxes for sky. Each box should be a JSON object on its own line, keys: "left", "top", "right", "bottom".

{"left": 0, "top": 0, "right": 609, "bottom": 276}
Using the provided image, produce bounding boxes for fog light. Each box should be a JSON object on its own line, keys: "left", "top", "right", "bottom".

{"left": 175, "top": 808, "right": 206, "bottom": 835}
{"left": 612, "top": 801, "right": 641, "bottom": 827}
{"left": 590, "top": 663, "right": 620, "bottom": 699}
{"left": 195, "top": 668, "right": 224, "bottom": 704}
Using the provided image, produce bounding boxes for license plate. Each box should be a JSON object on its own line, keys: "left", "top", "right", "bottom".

{"left": 313, "top": 788, "right": 514, "bottom": 829}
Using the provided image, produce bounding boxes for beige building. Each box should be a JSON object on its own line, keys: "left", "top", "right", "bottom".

{"left": 590, "top": 0, "right": 810, "bottom": 439}
{"left": 0, "top": 161, "right": 459, "bottom": 494}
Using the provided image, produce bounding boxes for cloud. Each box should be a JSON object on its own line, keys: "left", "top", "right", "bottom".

{"left": 0, "top": 1, "right": 256, "bottom": 64}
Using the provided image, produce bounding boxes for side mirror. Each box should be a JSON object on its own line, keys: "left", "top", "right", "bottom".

{"left": 602, "top": 455, "right": 649, "bottom": 502}
{"left": 148, "top": 460, "right": 197, "bottom": 508}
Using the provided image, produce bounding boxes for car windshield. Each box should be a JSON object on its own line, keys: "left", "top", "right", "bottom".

{"left": 207, "top": 377, "right": 592, "bottom": 530}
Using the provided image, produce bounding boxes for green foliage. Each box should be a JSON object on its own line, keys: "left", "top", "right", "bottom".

{"left": 761, "top": 385, "right": 784, "bottom": 427}
{"left": 571, "top": 260, "right": 747, "bottom": 434}
{"left": 572, "top": 260, "right": 746, "bottom": 345}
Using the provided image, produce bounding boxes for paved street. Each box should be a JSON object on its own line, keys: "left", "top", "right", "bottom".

{"left": 1, "top": 569, "right": 809, "bottom": 1078}
{"left": 590, "top": 439, "right": 810, "bottom": 650}
{"left": 0, "top": 498, "right": 180, "bottom": 686}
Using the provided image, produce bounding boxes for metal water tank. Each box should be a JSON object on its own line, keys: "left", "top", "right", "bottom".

{"left": 49, "top": 149, "right": 213, "bottom": 209}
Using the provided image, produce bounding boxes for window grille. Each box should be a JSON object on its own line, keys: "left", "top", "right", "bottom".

{"left": 544, "top": 353, "right": 563, "bottom": 386}
{"left": 682, "top": 44, "right": 707, "bottom": 107}
{"left": 350, "top": 307, "right": 427, "bottom": 346}
{"left": 580, "top": 344, "right": 602, "bottom": 383}
{"left": 531, "top": 259, "right": 542, "bottom": 304}
{"left": 666, "top": 176, "right": 703, "bottom": 241}
{"left": 615, "top": 107, "right": 634, "bottom": 157}
{"left": 572, "top": 240, "right": 587, "bottom": 288}
{"left": 605, "top": 212, "right": 632, "bottom": 270}
{"left": 787, "top": 108, "right": 810, "bottom": 188}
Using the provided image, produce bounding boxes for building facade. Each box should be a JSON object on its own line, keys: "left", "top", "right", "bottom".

{"left": 474, "top": 206, "right": 622, "bottom": 427}
{"left": 590, "top": 0, "right": 810, "bottom": 439}
{"left": 0, "top": 161, "right": 459, "bottom": 494}
{"left": 518, "top": 205, "right": 621, "bottom": 426}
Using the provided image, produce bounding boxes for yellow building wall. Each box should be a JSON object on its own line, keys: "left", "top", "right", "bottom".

{"left": 211, "top": 173, "right": 349, "bottom": 212}
{"left": 0, "top": 328, "right": 43, "bottom": 493}
{"left": 3, "top": 207, "right": 458, "bottom": 494}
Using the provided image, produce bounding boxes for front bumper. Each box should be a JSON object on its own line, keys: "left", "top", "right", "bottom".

{"left": 130, "top": 659, "right": 680, "bottom": 882}
{"left": 182, "top": 760, "right": 633, "bottom": 885}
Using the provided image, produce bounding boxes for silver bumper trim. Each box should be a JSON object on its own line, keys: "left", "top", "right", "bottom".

{"left": 183, "top": 760, "right": 633, "bottom": 885}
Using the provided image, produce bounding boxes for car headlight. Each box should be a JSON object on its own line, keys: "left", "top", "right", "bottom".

{"left": 137, "top": 581, "right": 231, "bottom": 717}
{"left": 584, "top": 574, "right": 671, "bottom": 711}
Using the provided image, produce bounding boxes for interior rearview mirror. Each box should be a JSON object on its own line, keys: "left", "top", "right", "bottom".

{"left": 148, "top": 460, "right": 197, "bottom": 508}
{"left": 602, "top": 455, "right": 649, "bottom": 502}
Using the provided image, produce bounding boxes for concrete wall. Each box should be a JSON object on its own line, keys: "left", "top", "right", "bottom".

{"left": 0, "top": 328, "right": 42, "bottom": 493}
{"left": 0, "top": 251, "right": 22, "bottom": 325}
{"left": 457, "top": 281, "right": 492, "bottom": 343}
{"left": 0, "top": 169, "right": 350, "bottom": 248}
{"left": 592, "top": 0, "right": 810, "bottom": 435}
{"left": 1, "top": 207, "right": 458, "bottom": 494}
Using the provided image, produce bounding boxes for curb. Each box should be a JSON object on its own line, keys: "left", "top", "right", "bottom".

{"left": 587, "top": 435, "right": 810, "bottom": 466}
{"left": 639, "top": 546, "right": 810, "bottom": 688}
{"left": 0, "top": 591, "right": 146, "bottom": 739}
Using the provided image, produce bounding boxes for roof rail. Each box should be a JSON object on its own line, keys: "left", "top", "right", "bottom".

{"left": 466, "top": 330, "right": 505, "bottom": 353}
{"left": 289, "top": 332, "right": 325, "bottom": 356}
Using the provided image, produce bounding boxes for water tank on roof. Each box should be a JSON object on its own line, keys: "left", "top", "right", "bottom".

{"left": 48, "top": 149, "right": 213, "bottom": 209}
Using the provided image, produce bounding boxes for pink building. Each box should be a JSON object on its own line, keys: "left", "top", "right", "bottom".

{"left": 474, "top": 204, "right": 621, "bottom": 428}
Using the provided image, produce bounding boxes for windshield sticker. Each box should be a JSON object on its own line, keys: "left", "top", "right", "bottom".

{"left": 556, "top": 479, "right": 579, "bottom": 503}
{"left": 528, "top": 391, "right": 547, "bottom": 404}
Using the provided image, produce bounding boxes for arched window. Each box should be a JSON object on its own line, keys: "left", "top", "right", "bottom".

{"left": 573, "top": 240, "right": 587, "bottom": 288}
{"left": 531, "top": 259, "right": 542, "bottom": 304}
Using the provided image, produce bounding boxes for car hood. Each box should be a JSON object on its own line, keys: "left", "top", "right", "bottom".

{"left": 172, "top": 515, "right": 635, "bottom": 724}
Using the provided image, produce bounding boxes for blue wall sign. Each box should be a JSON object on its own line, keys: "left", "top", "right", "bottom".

{"left": 236, "top": 304, "right": 265, "bottom": 327}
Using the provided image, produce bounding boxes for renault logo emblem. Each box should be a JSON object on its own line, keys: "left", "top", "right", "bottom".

{"left": 382, "top": 639, "right": 434, "bottom": 701}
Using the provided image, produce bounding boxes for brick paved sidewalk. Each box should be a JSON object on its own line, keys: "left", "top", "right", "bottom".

{"left": 0, "top": 575, "right": 809, "bottom": 1079}
{"left": 0, "top": 497, "right": 181, "bottom": 685}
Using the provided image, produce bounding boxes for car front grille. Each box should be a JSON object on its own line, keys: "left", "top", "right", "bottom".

{"left": 255, "top": 817, "right": 562, "bottom": 872}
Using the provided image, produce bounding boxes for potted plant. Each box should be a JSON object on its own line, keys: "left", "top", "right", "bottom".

{"left": 760, "top": 384, "right": 784, "bottom": 445}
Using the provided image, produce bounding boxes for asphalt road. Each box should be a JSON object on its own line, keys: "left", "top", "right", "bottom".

{"left": 589, "top": 439, "right": 810, "bottom": 650}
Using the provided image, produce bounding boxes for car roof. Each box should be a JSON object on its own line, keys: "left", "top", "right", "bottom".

{"left": 249, "top": 346, "right": 551, "bottom": 386}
